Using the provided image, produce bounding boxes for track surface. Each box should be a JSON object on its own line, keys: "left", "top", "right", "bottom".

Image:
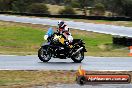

{"left": 0, "top": 15, "right": 132, "bottom": 37}
{"left": 46, "top": 84, "right": 132, "bottom": 88}
{"left": 0, "top": 55, "right": 132, "bottom": 71}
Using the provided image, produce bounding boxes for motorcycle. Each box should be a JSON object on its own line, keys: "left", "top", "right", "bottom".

{"left": 38, "top": 28, "right": 87, "bottom": 63}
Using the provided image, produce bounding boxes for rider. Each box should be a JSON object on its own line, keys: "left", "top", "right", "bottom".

{"left": 44, "top": 20, "right": 73, "bottom": 48}
{"left": 57, "top": 20, "right": 73, "bottom": 46}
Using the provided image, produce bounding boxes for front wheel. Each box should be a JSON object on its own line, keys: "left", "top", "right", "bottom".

{"left": 71, "top": 51, "right": 84, "bottom": 63}
{"left": 38, "top": 47, "right": 51, "bottom": 62}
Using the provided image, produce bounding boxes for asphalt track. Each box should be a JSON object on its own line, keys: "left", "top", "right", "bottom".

{"left": 46, "top": 84, "right": 132, "bottom": 88}
{"left": 0, "top": 15, "right": 132, "bottom": 37}
{"left": 0, "top": 55, "right": 132, "bottom": 71}
{"left": 1, "top": 55, "right": 132, "bottom": 88}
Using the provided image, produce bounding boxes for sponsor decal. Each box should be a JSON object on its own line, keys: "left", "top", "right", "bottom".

{"left": 76, "top": 66, "right": 131, "bottom": 85}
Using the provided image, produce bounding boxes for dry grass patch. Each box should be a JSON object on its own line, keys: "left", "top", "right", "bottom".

{"left": 0, "top": 71, "right": 76, "bottom": 88}
{"left": 46, "top": 4, "right": 64, "bottom": 14}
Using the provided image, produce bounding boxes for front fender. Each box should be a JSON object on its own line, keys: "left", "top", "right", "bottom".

{"left": 41, "top": 42, "right": 50, "bottom": 47}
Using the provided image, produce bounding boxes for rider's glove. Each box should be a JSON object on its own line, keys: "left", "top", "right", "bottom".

{"left": 66, "top": 41, "right": 69, "bottom": 45}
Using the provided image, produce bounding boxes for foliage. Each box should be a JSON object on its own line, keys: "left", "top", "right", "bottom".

{"left": 11, "top": 0, "right": 44, "bottom": 12}
{"left": 0, "top": 0, "right": 132, "bottom": 16}
{"left": 58, "top": 6, "right": 76, "bottom": 15}
{"left": 12, "top": 0, "right": 31, "bottom": 12}
{"left": 71, "top": 1, "right": 80, "bottom": 8}
{"left": 90, "top": 3, "right": 105, "bottom": 16}
{"left": 0, "top": 0, "right": 12, "bottom": 11}
{"left": 27, "top": 3, "right": 50, "bottom": 14}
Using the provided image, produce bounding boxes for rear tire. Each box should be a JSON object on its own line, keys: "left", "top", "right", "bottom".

{"left": 71, "top": 51, "right": 84, "bottom": 63}
{"left": 38, "top": 47, "right": 51, "bottom": 62}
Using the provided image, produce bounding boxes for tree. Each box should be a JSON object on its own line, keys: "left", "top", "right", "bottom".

{"left": 103, "top": 0, "right": 132, "bottom": 16}
{"left": 64, "top": 0, "right": 72, "bottom": 6}
{"left": 58, "top": 6, "right": 76, "bottom": 15}
{"left": 11, "top": 0, "right": 44, "bottom": 12}
{"left": 27, "top": 3, "right": 50, "bottom": 14}
{"left": 69, "top": 0, "right": 94, "bottom": 16}
{"left": 122, "top": 0, "right": 132, "bottom": 17}
{"left": 0, "top": 0, "right": 12, "bottom": 11}
{"left": 71, "top": 1, "right": 80, "bottom": 8}
{"left": 97, "top": 0, "right": 124, "bottom": 16}
{"left": 90, "top": 3, "right": 105, "bottom": 16}
{"left": 78, "top": 0, "right": 89, "bottom": 15}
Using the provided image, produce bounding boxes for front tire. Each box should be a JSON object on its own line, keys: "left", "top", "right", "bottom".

{"left": 71, "top": 51, "right": 84, "bottom": 63}
{"left": 38, "top": 47, "right": 51, "bottom": 62}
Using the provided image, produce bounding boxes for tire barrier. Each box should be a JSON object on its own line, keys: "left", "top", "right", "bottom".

{"left": 113, "top": 36, "right": 132, "bottom": 46}
{"left": 0, "top": 12, "right": 132, "bottom": 21}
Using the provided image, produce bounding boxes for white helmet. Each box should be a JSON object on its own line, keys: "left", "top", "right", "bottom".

{"left": 58, "top": 20, "right": 65, "bottom": 28}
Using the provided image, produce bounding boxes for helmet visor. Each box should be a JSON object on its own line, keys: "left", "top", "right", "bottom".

{"left": 58, "top": 22, "right": 64, "bottom": 27}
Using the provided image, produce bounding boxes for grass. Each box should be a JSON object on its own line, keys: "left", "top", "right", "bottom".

{"left": 0, "top": 21, "right": 45, "bottom": 55}
{"left": 73, "top": 19, "right": 132, "bottom": 27}
{"left": 0, "top": 71, "right": 131, "bottom": 88}
{"left": 0, "top": 71, "right": 76, "bottom": 88}
{"left": 71, "top": 29, "right": 129, "bottom": 57}
{"left": 0, "top": 21, "right": 129, "bottom": 56}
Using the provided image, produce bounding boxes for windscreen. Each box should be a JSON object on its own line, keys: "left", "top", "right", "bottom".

{"left": 46, "top": 27, "right": 54, "bottom": 37}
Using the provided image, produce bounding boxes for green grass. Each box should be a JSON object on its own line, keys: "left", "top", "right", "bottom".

{"left": 71, "top": 29, "right": 129, "bottom": 56}
{"left": 0, "top": 21, "right": 129, "bottom": 56}
{"left": 0, "top": 23, "right": 46, "bottom": 55}
{"left": 0, "top": 27, "right": 44, "bottom": 46}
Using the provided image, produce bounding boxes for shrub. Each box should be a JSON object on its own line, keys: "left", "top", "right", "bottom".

{"left": 90, "top": 3, "right": 105, "bottom": 16}
{"left": 58, "top": 6, "right": 76, "bottom": 15}
{"left": 27, "top": 3, "right": 50, "bottom": 14}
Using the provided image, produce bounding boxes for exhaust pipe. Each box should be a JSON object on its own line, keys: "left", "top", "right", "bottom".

{"left": 72, "top": 47, "right": 83, "bottom": 56}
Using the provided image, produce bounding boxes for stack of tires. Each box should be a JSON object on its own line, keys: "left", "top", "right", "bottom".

{"left": 113, "top": 36, "right": 132, "bottom": 46}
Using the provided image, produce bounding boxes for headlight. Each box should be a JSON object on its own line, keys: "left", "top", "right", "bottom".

{"left": 44, "top": 35, "right": 48, "bottom": 40}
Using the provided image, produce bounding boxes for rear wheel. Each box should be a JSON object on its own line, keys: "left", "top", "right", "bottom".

{"left": 38, "top": 47, "right": 51, "bottom": 62}
{"left": 71, "top": 51, "right": 84, "bottom": 63}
